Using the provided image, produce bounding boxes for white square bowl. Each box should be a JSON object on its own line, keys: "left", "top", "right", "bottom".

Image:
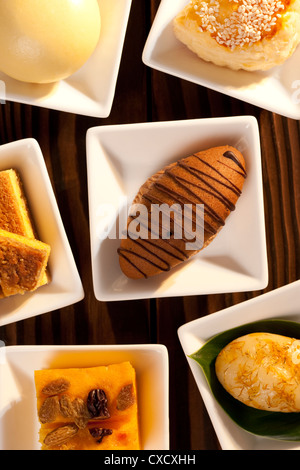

{"left": 0, "top": 138, "right": 84, "bottom": 326}
{"left": 86, "top": 116, "right": 268, "bottom": 301}
{"left": 0, "top": 343, "right": 169, "bottom": 450}
{"left": 178, "top": 279, "right": 300, "bottom": 450}
{"left": 142, "top": 0, "right": 300, "bottom": 120}
{"left": 0, "top": 0, "right": 132, "bottom": 117}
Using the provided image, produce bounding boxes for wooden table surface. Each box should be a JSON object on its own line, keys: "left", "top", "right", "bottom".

{"left": 0, "top": 0, "right": 299, "bottom": 451}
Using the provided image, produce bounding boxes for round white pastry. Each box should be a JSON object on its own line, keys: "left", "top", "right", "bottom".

{"left": 215, "top": 332, "right": 300, "bottom": 412}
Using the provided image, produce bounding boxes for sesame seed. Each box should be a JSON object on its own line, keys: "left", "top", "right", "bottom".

{"left": 191, "top": 0, "right": 287, "bottom": 49}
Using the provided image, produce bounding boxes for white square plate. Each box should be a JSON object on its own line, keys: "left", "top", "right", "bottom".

{"left": 178, "top": 280, "right": 300, "bottom": 450}
{"left": 86, "top": 116, "right": 268, "bottom": 301}
{"left": 0, "top": 343, "right": 169, "bottom": 450}
{"left": 142, "top": 0, "right": 300, "bottom": 119}
{"left": 0, "top": 0, "right": 132, "bottom": 117}
{"left": 0, "top": 138, "right": 84, "bottom": 326}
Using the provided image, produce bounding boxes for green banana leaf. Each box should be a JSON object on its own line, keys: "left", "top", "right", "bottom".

{"left": 190, "top": 319, "right": 300, "bottom": 441}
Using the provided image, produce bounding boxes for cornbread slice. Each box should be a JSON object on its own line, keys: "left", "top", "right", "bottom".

{"left": 0, "top": 169, "right": 50, "bottom": 298}
{"left": 0, "top": 169, "right": 35, "bottom": 237}
{"left": 34, "top": 362, "right": 141, "bottom": 450}
{"left": 0, "top": 228, "right": 51, "bottom": 296}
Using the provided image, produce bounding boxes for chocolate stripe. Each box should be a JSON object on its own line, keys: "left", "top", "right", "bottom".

{"left": 190, "top": 155, "right": 242, "bottom": 196}
{"left": 222, "top": 150, "right": 247, "bottom": 177}
{"left": 166, "top": 168, "right": 235, "bottom": 212}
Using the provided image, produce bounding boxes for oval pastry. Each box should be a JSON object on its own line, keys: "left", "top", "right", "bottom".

{"left": 173, "top": 0, "right": 300, "bottom": 71}
{"left": 118, "top": 145, "right": 246, "bottom": 279}
{"left": 215, "top": 332, "right": 300, "bottom": 412}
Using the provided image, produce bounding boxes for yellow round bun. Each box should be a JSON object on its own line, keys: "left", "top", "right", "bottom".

{"left": 173, "top": 0, "right": 300, "bottom": 71}
{"left": 0, "top": 0, "right": 101, "bottom": 84}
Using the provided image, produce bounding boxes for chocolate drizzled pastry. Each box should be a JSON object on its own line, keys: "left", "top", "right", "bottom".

{"left": 118, "top": 145, "right": 246, "bottom": 279}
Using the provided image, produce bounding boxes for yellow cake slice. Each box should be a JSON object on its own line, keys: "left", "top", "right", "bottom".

{"left": 0, "top": 169, "right": 50, "bottom": 298}
{"left": 0, "top": 228, "right": 51, "bottom": 296}
{"left": 34, "top": 362, "right": 141, "bottom": 450}
{"left": 0, "top": 169, "right": 36, "bottom": 236}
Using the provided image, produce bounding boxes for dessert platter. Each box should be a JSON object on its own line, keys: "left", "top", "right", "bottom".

{"left": 0, "top": 344, "right": 169, "bottom": 450}
{"left": 0, "top": 0, "right": 299, "bottom": 452}
{"left": 0, "top": 0, "right": 132, "bottom": 117}
{"left": 143, "top": 0, "right": 300, "bottom": 119}
{"left": 0, "top": 138, "right": 84, "bottom": 327}
{"left": 178, "top": 279, "right": 300, "bottom": 450}
{"left": 87, "top": 116, "right": 267, "bottom": 301}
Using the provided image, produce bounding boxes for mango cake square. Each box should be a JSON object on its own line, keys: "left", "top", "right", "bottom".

{"left": 34, "top": 362, "right": 140, "bottom": 450}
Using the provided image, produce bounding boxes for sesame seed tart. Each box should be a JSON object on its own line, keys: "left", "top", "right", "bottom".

{"left": 173, "top": 0, "right": 300, "bottom": 71}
